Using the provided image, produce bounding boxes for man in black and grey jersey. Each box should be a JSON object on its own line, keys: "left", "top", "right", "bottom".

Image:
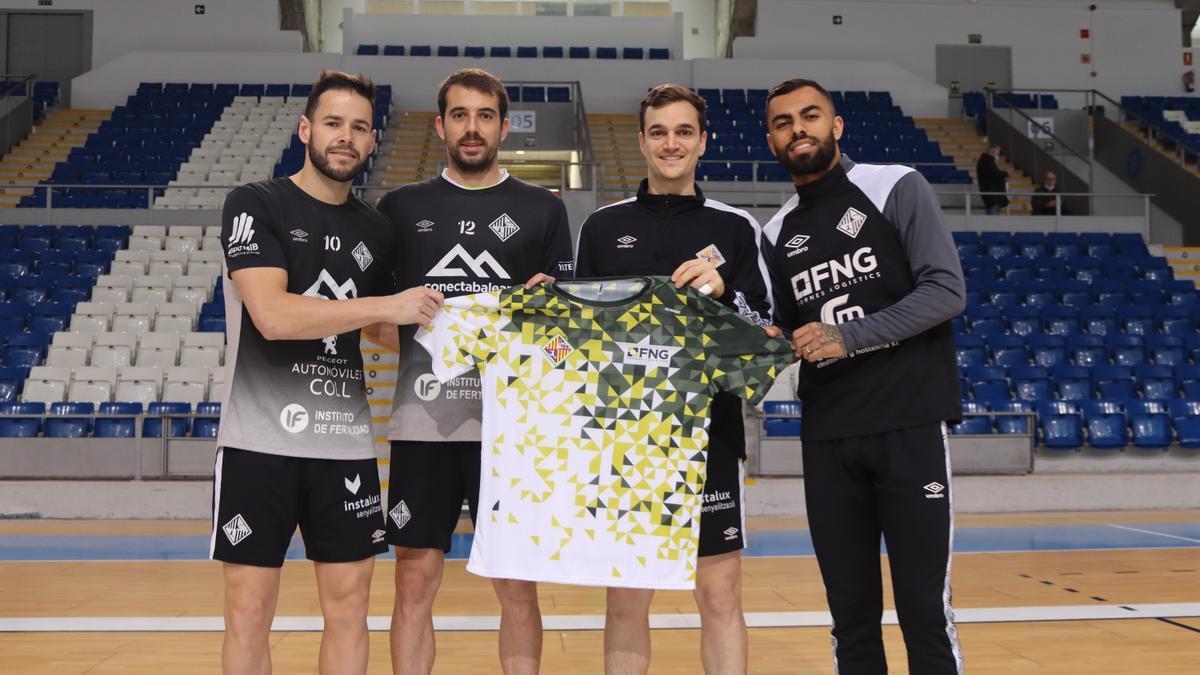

{"left": 575, "top": 83, "right": 771, "bottom": 675}
{"left": 372, "top": 68, "right": 572, "bottom": 675}
{"left": 759, "top": 78, "right": 966, "bottom": 674}
{"left": 213, "top": 71, "right": 443, "bottom": 674}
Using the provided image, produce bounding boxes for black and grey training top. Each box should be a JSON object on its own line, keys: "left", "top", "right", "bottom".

{"left": 760, "top": 157, "right": 965, "bottom": 441}
{"left": 575, "top": 179, "right": 773, "bottom": 458}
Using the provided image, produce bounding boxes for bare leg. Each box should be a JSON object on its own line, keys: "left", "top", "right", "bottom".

{"left": 389, "top": 547, "right": 445, "bottom": 675}
{"left": 313, "top": 558, "right": 374, "bottom": 675}
{"left": 604, "top": 587, "right": 655, "bottom": 675}
{"left": 693, "top": 551, "right": 747, "bottom": 675}
{"left": 493, "top": 578, "right": 543, "bottom": 674}
{"left": 221, "top": 562, "right": 282, "bottom": 675}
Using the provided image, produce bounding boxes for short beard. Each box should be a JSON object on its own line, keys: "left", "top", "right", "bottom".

{"left": 448, "top": 135, "right": 499, "bottom": 175}
{"left": 776, "top": 132, "right": 838, "bottom": 177}
{"left": 309, "top": 143, "right": 368, "bottom": 183}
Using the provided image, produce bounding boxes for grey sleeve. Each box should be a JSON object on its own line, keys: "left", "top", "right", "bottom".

{"left": 837, "top": 171, "right": 966, "bottom": 353}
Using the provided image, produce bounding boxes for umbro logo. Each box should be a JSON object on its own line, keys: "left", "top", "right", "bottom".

{"left": 723, "top": 527, "right": 740, "bottom": 541}
{"left": 924, "top": 482, "right": 946, "bottom": 499}
{"left": 785, "top": 234, "right": 811, "bottom": 258}
{"left": 837, "top": 207, "right": 868, "bottom": 238}
{"left": 223, "top": 514, "right": 252, "bottom": 546}
{"left": 617, "top": 235, "right": 637, "bottom": 249}
{"left": 372, "top": 529, "right": 387, "bottom": 544}
{"left": 289, "top": 228, "right": 309, "bottom": 242}
{"left": 415, "top": 219, "right": 434, "bottom": 232}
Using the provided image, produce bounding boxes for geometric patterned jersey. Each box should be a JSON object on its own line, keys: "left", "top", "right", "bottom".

{"left": 415, "top": 276, "right": 795, "bottom": 589}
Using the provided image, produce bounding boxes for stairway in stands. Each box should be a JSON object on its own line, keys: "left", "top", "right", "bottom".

{"left": 917, "top": 117, "right": 1035, "bottom": 214}
{"left": 588, "top": 113, "right": 641, "bottom": 203}
{"left": 0, "top": 109, "right": 109, "bottom": 207}
{"left": 372, "top": 111, "right": 563, "bottom": 191}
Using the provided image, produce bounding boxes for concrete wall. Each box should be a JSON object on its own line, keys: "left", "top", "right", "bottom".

{"left": 736, "top": 0, "right": 1186, "bottom": 96}
{"left": 0, "top": 0, "right": 300, "bottom": 68}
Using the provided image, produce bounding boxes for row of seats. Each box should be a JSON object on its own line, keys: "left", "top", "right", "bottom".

{"left": 0, "top": 224, "right": 129, "bottom": 255}
{"left": 959, "top": 399, "right": 1193, "bottom": 451}
{"left": 17, "top": 364, "right": 223, "bottom": 406}
{"left": 957, "top": 305, "right": 1200, "bottom": 338}
{"left": 44, "top": 331, "right": 224, "bottom": 369}
{"left": 502, "top": 85, "right": 572, "bottom": 103}
{"left": 1121, "top": 96, "right": 1200, "bottom": 156}
{"left": 960, "top": 363, "right": 1200, "bottom": 401}
{"left": 0, "top": 401, "right": 220, "bottom": 438}
{"left": 356, "top": 44, "right": 670, "bottom": 60}
{"left": 957, "top": 334, "right": 1200, "bottom": 369}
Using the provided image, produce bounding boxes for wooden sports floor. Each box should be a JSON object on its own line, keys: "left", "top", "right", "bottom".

{"left": 1, "top": 510, "right": 1198, "bottom": 673}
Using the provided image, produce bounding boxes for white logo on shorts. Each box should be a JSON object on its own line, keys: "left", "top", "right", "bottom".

{"left": 372, "top": 529, "right": 387, "bottom": 544}
{"left": 280, "top": 404, "right": 309, "bottom": 433}
{"left": 390, "top": 500, "right": 412, "bottom": 530}
{"left": 345, "top": 473, "right": 361, "bottom": 495}
{"left": 723, "top": 526, "right": 740, "bottom": 541}
{"left": 924, "top": 481, "right": 946, "bottom": 499}
{"left": 223, "top": 514, "right": 252, "bottom": 546}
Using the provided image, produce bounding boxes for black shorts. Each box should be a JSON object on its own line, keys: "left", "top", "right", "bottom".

{"left": 385, "top": 440, "right": 480, "bottom": 553}
{"left": 210, "top": 447, "right": 388, "bottom": 567}
{"left": 697, "top": 448, "right": 747, "bottom": 557}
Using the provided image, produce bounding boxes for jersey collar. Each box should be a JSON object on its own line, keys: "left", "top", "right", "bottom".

{"left": 440, "top": 168, "right": 510, "bottom": 191}
{"left": 635, "top": 178, "right": 705, "bottom": 213}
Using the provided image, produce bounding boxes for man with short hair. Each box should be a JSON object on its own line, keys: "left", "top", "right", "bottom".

{"left": 374, "top": 67, "right": 573, "bottom": 675}
{"left": 759, "top": 78, "right": 966, "bottom": 675}
{"left": 1032, "top": 170, "right": 1060, "bottom": 215}
{"left": 575, "top": 83, "right": 772, "bottom": 675}
{"left": 213, "top": 70, "right": 444, "bottom": 675}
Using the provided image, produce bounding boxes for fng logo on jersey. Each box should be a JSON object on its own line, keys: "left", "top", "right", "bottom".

{"left": 791, "top": 247, "right": 879, "bottom": 301}
{"left": 541, "top": 334, "right": 575, "bottom": 367}
{"left": 428, "top": 244, "right": 511, "bottom": 279}
{"left": 227, "top": 212, "right": 259, "bottom": 257}
{"left": 280, "top": 403, "right": 309, "bottom": 433}
{"left": 617, "top": 338, "right": 683, "bottom": 368}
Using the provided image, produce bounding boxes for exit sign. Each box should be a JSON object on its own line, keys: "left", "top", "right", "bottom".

{"left": 968, "top": 33, "right": 983, "bottom": 44}
{"left": 833, "top": 15, "right": 843, "bottom": 25}
{"left": 195, "top": 4, "right": 206, "bottom": 14}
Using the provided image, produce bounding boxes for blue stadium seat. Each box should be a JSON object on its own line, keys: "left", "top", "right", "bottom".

{"left": 1094, "top": 365, "right": 1136, "bottom": 400}
{"left": 954, "top": 402, "right": 992, "bottom": 434}
{"left": 1157, "top": 306, "right": 1194, "bottom": 336}
{"left": 986, "top": 335, "right": 1029, "bottom": 368}
{"left": 1006, "top": 306, "right": 1041, "bottom": 337}
{"left": 355, "top": 44, "right": 379, "bottom": 56}
{"left": 1052, "top": 365, "right": 1093, "bottom": 401}
{"left": 1043, "top": 306, "right": 1080, "bottom": 336}
{"left": 1081, "top": 307, "right": 1117, "bottom": 337}
{"left": 1170, "top": 400, "right": 1200, "bottom": 448}
{"left": 517, "top": 46, "right": 538, "bottom": 58}
{"left": 489, "top": 46, "right": 511, "bottom": 58}
{"left": 1147, "top": 335, "right": 1186, "bottom": 366}
{"left": 990, "top": 400, "right": 1032, "bottom": 435}
{"left": 1177, "top": 364, "right": 1200, "bottom": 398}
{"left": 967, "top": 365, "right": 1010, "bottom": 401}
{"left": 955, "top": 335, "right": 987, "bottom": 368}
{"left": 143, "top": 402, "right": 191, "bottom": 438}
{"left": 1011, "top": 366, "right": 1052, "bottom": 402}
{"left": 649, "top": 48, "right": 670, "bottom": 60}
{"left": 1068, "top": 334, "right": 1107, "bottom": 368}
{"left": 1082, "top": 400, "right": 1128, "bottom": 449}
{"left": 569, "top": 46, "right": 590, "bottom": 59}
{"left": 522, "top": 86, "right": 546, "bottom": 103}
{"left": 1107, "top": 334, "right": 1146, "bottom": 367}
{"left": 1135, "top": 365, "right": 1178, "bottom": 400}
{"left": 543, "top": 46, "right": 563, "bottom": 58}
{"left": 463, "top": 46, "right": 484, "bottom": 58}
{"left": 0, "top": 367, "right": 24, "bottom": 402}
{"left": 622, "top": 47, "right": 645, "bottom": 59}
{"left": 1132, "top": 410, "right": 1174, "bottom": 449}
{"left": 1037, "top": 401, "right": 1083, "bottom": 450}
{"left": 95, "top": 402, "right": 142, "bottom": 438}
{"left": 45, "top": 401, "right": 94, "bottom": 438}
{"left": 596, "top": 47, "right": 618, "bottom": 59}
{"left": 437, "top": 45, "right": 460, "bottom": 57}
{"left": 547, "top": 86, "right": 571, "bottom": 102}
{"left": 1029, "top": 334, "right": 1068, "bottom": 368}
{"left": 1118, "top": 306, "right": 1156, "bottom": 336}
{"left": 383, "top": 45, "right": 405, "bottom": 56}
{"left": 405, "top": 45, "right": 429, "bottom": 56}
{"left": 193, "top": 401, "right": 221, "bottom": 438}
{"left": 0, "top": 401, "right": 44, "bottom": 437}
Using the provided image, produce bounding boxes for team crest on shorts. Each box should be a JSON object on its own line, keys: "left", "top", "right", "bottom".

{"left": 541, "top": 334, "right": 575, "bottom": 367}
{"left": 390, "top": 500, "right": 412, "bottom": 530}
{"left": 223, "top": 514, "right": 252, "bottom": 546}
{"left": 695, "top": 244, "right": 726, "bottom": 268}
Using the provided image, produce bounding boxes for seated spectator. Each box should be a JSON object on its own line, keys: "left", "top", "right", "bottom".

{"left": 1032, "top": 171, "right": 1061, "bottom": 215}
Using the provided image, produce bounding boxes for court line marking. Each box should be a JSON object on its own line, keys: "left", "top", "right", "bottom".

{"left": 3, "top": 603, "right": 1198, "bottom": 633}
{"left": 1103, "top": 523, "right": 1200, "bottom": 545}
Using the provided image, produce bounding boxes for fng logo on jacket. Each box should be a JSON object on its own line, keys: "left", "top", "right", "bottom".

{"left": 791, "top": 247, "right": 879, "bottom": 301}
{"left": 617, "top": 338, "right": 683, "bottom": 368}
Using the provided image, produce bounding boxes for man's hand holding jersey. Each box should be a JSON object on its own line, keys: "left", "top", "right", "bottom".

{"left": 523, "top": 273, "right": 556, "bottom": 289}
{"left": 670, "top": 259, "right": 724, "bottom": 299}
{"left": 791, "top": 322, "right": 848, "bottom": 362}
{"left": 389, "top": 286, "right": 444, "bottom": 327}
